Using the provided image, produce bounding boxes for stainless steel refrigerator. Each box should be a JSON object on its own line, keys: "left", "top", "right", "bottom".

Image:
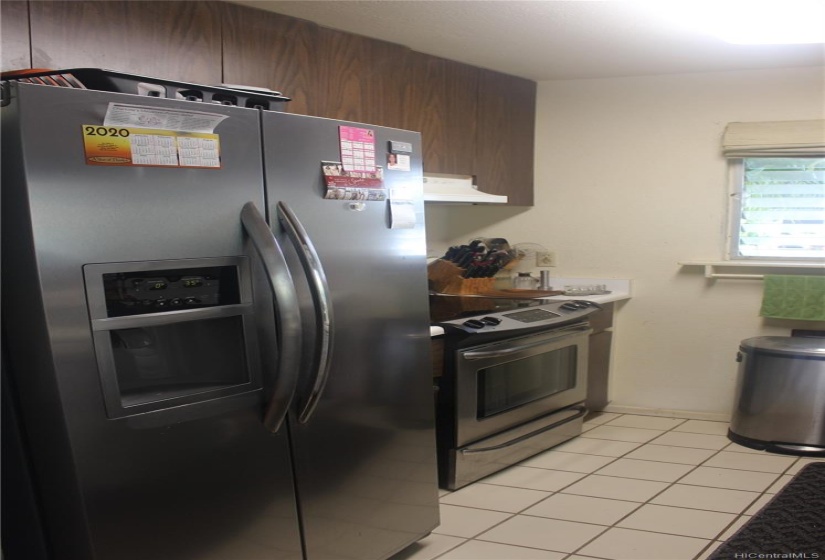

{"left": 1, "top": 82, "right": 439, "bottom": 560}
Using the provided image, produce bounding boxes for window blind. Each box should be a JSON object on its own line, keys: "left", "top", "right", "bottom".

{"left": 722, "top": 120, "right": 825, "bottom": 157}
{"left": 736, "top": 157, "right": 825, "bottom": 259}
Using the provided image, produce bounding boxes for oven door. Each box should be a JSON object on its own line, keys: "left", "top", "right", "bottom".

{"left": 455, "top": 323, "right": 591, "bottom": 448}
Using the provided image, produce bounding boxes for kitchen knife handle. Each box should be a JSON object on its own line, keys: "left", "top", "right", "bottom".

{"left": 241, "top": 202, "right": 302, "bottom": 433}
{"left": 277, "top": 201, "right": 334, "bottom": 425}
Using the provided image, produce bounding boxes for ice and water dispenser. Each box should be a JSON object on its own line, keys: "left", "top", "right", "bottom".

{"left": 84, "top": 257, "right": 262, "bottom": 419}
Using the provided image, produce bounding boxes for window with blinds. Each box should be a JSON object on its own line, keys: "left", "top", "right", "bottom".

{"left": 732, "top": 157, "right": 825, "bottom": 260}
{"left": 722, "top": 120, "right": 825, "bottom": 261}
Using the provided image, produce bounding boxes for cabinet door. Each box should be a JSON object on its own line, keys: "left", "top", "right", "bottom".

{"left": 403, "top": 52, "right": 478, "bottom": 176}
{"left": 312, "top": 27, "right": 411, "bottom": 128}
{"left": 474, "top": 69, "right": 536, "bottom": 206}
{"left": 1, "top": 1, "right": 30, "bottom": 72}
{"left": 589, "top": 302, "right": 615, "bottom": 334}
{"left": 431, "top": 338, "right": 445, "bottom": 378}
{"left": 221, "top": 3, "right": 317, "bottom": 117}
{"left": 586, "top": 330, "right": 613, "bottom": 411}
{"left": 29, "top": 1, "right": 222, "bottom": 85}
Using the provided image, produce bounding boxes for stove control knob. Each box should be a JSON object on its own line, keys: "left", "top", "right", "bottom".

{"left": 560, "top": 302, "right": 580, "bottom": 311}
{"left": 481, "top": 316, "right": 502, "bottom": 325}
{"left": 462, "top": 319, "right": 487, "bottom": 329}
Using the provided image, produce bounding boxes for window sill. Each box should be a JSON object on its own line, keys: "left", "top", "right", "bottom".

{"left": 678, "top": 261, "right": 825, "bottom": 279}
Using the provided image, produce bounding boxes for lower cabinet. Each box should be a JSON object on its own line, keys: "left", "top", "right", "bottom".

{"left": 431, "top": 337, "right": 445, "bottom": 379}
{"left": 586, "top": 302, "right": 614, "bottom": 411}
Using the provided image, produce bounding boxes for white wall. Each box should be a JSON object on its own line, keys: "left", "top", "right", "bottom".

{"left": 425, "top": 65, "right": 825, "bottom": 417}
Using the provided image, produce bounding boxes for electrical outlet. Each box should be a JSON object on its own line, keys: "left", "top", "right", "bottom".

{"left": 536, "top": 251, "right": 557, "bottom": 267}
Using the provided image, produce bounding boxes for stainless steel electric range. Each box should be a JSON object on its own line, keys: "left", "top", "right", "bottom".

{"left": 430, "top": 294, "right": 603, "bottom": 490}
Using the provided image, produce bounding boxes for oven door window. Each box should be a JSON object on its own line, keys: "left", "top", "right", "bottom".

{"left": 477, "top": 345, "right": 576, "bottom": 419}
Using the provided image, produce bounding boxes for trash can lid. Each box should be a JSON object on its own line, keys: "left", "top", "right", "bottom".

{"left": 740, "top": 336, "right": 825, "bottom": 358}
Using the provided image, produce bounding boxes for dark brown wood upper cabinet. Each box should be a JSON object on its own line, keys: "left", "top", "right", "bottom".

{"left": 9, "top": 0, "right": 536, "bottom": 206}
{"left": 221, "top": 2, "right": 317, "bottom": 116}
{"left": 403, "top": 52, "right": 479, "bottom": 177}
{"left": 222, "top": 3, "right": 412, "bottom": 126}
{"left": 312, "top": 27, "right": 411, "bottom": 129}
{"left": 474, "top": 69, "right": 536, "bottom": 206}
{"left": 1, "top": 1, "right": 31, "bottom": 72}
{"left": 28, "top": 1, "right": 222, "bottom": 85}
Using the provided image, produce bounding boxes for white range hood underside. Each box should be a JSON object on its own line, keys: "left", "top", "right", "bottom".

{"left": 422, "top": 174, "right": 508, "bottom": 204}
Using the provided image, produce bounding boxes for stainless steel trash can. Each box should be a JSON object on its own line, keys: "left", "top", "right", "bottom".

{"left": 729, "top": 336, "right": 825, "bottom": 456}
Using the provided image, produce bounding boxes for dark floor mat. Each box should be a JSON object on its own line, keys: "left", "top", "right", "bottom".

{"left": 708, "top": 462, "right": 825, "bottom": 559}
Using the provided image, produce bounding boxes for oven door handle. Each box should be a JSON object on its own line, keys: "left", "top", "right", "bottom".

{"left": 462, "top": 325, "right": 592, "bottom": 360}
{"left": 460, "top": 405, "right": 588, "bottom": 455}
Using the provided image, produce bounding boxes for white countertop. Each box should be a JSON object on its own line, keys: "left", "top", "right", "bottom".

{"left": 541, "top": 277, "right": 632, "bottom": 304}
{"left": 430, "top": 277, "right": 631, "bottom": 337}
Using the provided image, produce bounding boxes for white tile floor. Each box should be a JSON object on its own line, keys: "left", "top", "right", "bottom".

{"left": 390, "top": 412, "right": 825, "bottom": 560}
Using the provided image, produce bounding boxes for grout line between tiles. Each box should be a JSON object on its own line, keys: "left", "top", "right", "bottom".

{"left": 577, "top": 435, "right": 729, "bottom": 452}
{"left": 520, "top": 453, "right": 712, "bottom": 470}
{"left": 430, "top": 415, "right": 818, "bottom": 560}
{"left": 565, "top": 415, "right": 704, "bottom": 557}
{"left": 433, "top": 503, "right": 516, "bottom": 540}
{"left": 438, "top": 415, "right": 717, "bottom": 558}
{"left": 565, "top": 416, "right": 760, "bottom": 559}
{"left": 694, "top": 541, "right": 721, "bottom": 560}
{"left": 704, "top": 513, "right": 750, "bottom": 551}
{"left": 428, "top": 536, "right": 467, "bottom": 560}
{"left": 477, "top": 524, "right": 613, "bottom": 559}
{"left": 433, "top": 413, "right": 637, "bottom": 559}
{"left": 683, "top": 463, "right": 796, "bottom": 474}
{"left": 649, "top": 437, "right": 813, "bottom": 552}
{"left": 438, "top": 539, "right": 618, "bottom": 560}
{"left": 581, "top": 524, "right": 715, "bottom": 543}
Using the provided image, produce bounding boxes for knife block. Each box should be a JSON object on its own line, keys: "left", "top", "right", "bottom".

{"left": 427, "top": 259, "right": 495, "bottom": 295}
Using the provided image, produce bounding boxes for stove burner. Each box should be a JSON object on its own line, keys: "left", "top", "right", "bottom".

{"left": 429, "top": 294, "right": 549, "bottom": 323}
{"left": 502, "top": 308, "right": 561, "bottom": 323}
{"left": 430, "top": 293, "right": 602, "bottom": 339}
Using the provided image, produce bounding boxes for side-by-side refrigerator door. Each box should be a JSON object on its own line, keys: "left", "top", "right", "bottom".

{"left": 260, "top": 111, "right": 440, "bottom": 560}
{"left": 1, "top": 83, "right": 302, "bottom": 560}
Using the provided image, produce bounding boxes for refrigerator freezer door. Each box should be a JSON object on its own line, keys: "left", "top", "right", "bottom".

{"left": 262, "top": 112, "right": 440, "bottom": 560}
{"left": 1, "top": 84, "right": 303, "bottom": 559}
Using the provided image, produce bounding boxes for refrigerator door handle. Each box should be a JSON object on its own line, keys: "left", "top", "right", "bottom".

{"left": 241, "top": 202, "right": 302, "bottom": 433}
{"left": 276, "top": 201, "right": 334, "bottom": 424}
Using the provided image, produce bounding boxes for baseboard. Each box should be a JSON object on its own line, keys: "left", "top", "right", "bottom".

{"left": 599, "top": 404, "right": 730, "bottom": 423}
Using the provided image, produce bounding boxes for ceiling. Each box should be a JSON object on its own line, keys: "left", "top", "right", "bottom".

{"left": 229, "top": 0, "right": 825, "bottom": 81}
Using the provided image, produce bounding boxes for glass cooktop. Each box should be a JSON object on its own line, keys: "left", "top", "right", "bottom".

{"left": 429, "top": 293, "right": 551, "bottom": 323}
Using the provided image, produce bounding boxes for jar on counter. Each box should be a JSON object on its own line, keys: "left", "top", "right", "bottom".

{"left": 513, "top": 272, "right": 539, "bottom": 290}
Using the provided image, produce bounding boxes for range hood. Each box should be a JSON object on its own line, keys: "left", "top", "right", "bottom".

{"left": 422, "top": 174, "right": 508, "bottom": 204}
